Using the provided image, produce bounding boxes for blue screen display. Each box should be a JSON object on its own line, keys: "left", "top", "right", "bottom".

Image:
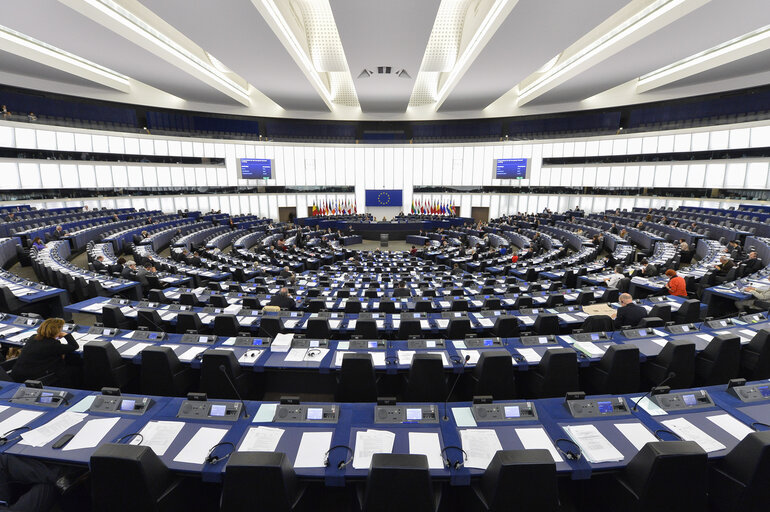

{"left": 683, "top": 394, "right": 697, "bottom": 406}
{"left": 239, "top": 158, "right": 272, "bottom": 179}
{"left": 495, "top": 158, "right": 529, "bottom": 179}
{"left": 760, "top": 386, "right": 770, "bottom": 397}
{"left": 598, "top": 401, "right": 613, "bottom": 413}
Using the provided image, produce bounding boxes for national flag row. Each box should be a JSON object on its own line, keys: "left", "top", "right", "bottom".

{"left": 411, "top": 200, "right": 456, "bottom": 216}
{"left": 311, "top": 199, "right": 357, "bottom": 216}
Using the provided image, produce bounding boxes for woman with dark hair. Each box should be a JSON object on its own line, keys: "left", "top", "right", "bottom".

{"left": 12, "top": 318, "right": 79, "bottom": 386}
{"left": 31, "top": 237, "right": 45, "bottom": 251}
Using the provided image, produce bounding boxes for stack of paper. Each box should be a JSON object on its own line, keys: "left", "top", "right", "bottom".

{"left": 408, "top": 432, "right": 443, "bottom": 469}
{"left": 0, "top": 409, "right": 43, "bottom": 435}
{"left": 122, "top": 342, "right": 153, "bottom": 357}
{"left": 178, "top": 346, "right": 207, "bottom": 362}
{"left": 516, "top": 348, "right": 542, "bottom": 364}
{"left": 660, "top": 417, "right": 726, "bottom": 452}
{"left": 20, "top": 411, "right": 86, "bottom": 447}
{"left": 460, "top": 429, "right": 502, "bottom": 469}
{"left": 271, "top": 333, "right": 294, "bottom": 353}
{"left": 615, "top": 422, "right": 657, "bottom": 450}
{"left": 352, "top": 429, "right": 395, "bottom": 469}
{"left": 131, "top": 421, "right": 185, "bottom": 456}
{"left": 515, "top": 428, "right": 563, "bottom": 462}
{"left": 173, "top": 427, "right": 228, "bottom": 464}
{"left": 563, "top": 424, "right": 623, "bottom": 463}
{"left": 572, "top": 342, "right": 606, "bottom": 358}
{"left": 63, "top": 417, "right": 121, "bottom": 451}
{"left": 335, "top": 351, "right": 386, "bottom": 367}
{"left": 240, "top": 426, "right": 285, "bottom": 451}
{"left": 294, "top": 431, "right": 333, "bottom": 468}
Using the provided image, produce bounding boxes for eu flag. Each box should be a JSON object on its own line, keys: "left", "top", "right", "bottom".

{"left": 365, "top": 189, "right": 403, "bottom": 207}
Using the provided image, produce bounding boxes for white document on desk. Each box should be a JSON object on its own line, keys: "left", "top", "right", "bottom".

{"left": 178, "top": 346, "right": 207, "bottom": 362}
{"left": 460, "top": 350, "right": 481, "bottom": 365}
{"left": 707, "top": 414, "right": 754, "bottom": 441}
{"left": 173, "top": 427, "right": 228, "bottom": 465}
{"left": 615, "top": 423, "right": 657, "bottom": 451}
{"left": 335, "top": 351, "right": 385, "bottom": 367}
{"left": 460, "top": 429, "right": 502, "bottom": 469}
{"left": 63, "top": 416, "right": 121, "bottom": 451}
{"left": 477, "top": 318, "right": 494, "bottom": 328}
{"left": 661, "top": 417, "right": 726, "bottom": 452}
{"left": 131, "top": 421, "right": 185, "bottom": 456}
{"left": 0, "top": 410, "right": 43, "bottom": 436}
{"left": 240, "top": 426, "right": 284, "bottom": 452}
{"left": 352, "top": 429, "right": 395, "bottom": 469}
{"left": 20, "top": 411, "right": 87, "bottom": 447}
{"left": 516, "top": 348, "right": 541, "bottom": 364}
{"left": 122, "top": 342, "right": 152, "bottom": 357}
{"left": 408, "top": 432, "right": 443, "bottom": 469}
{"left": 294, "top": 431, "right": 333, "bottom": 468}
{"left": 435, "top": 319, "right": 449, "bottom": 329}
{"left": 419, "top": 320, "right": 430, "bottom": 329}
{"left": 272, "top": 333, "right": 294, "bottom": 353}
{"left": 518, "top": 316, "right": 535, "bottom": 326}
{"left": 573, "top": 342, "right": 605, "bottom": 357}
{"left": 564, "top": 424, "right": 623, "bottom": 463}
{"left": 515, "top": 428, "right": 563, "bottom": 462}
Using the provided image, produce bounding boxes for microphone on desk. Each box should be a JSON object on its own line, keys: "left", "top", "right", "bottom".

{"left": 443, "top": 355, "right": 471, "bottom": 421}
{"left": 218, "top": 364, "right": 249, "bottom": 419}
{"left": 632, "top": 372, "right": 677, "bottom": 412}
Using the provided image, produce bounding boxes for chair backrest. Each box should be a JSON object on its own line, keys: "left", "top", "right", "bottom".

{"left": 90, "top": 444, "right": 175, "bottom": 512}
{"left": 221, "top": 452, "right": 299, "bottom": 512}
{"left": 618, "top": 441, "right": 707, "bottom": 511}
{"left": 580, "top": 315, "right": 613, "bottom": 333}
{"left": 544, "top": 294, "right": 564, "bottom": 308}
{"left": 480, "top": 450, "right": 558, "bottom": 512}
{"left": 176, "top": 312, "right": 202, "bottom": 334}
{"left": 137, "top": 308, "right": 164, "bottom": 331}
{"left": 658, "top": 339, "right": 696, "bottom": 389}
{"left": 83, "top": 340, "right": 125, "bottom": 390}
{"left": 214, "top": 314, "right": 241, "bottom": 337}
{"left": 492, "top": 315, "right": 520, "bottom": 337}
{"left": 513, "top": 296, "right": 532, "bottom": 309}
{"left": 676, "top": 299, "right": 701, "bottom": 323}
{"left": 597, "top": 344, "right": 640, "bottom": 394}
{"left": 415, "top": 300, "right": 434, "bottom": 313}
{"left": 362, "top": 454, "right": 433, "bottom": 512}
{"left": 209, "top": 294, "right": 229, "bottom": 307}
{"left": 447, "top": 318, "right": 471, "bottom": 339}
{"left": 711, "top": 430, "right": 770, "bottom": 512}
{"left": 639, "top": 317, "right": 664, "bottom": 328}
{"left": 344, "top": 300, "right": 362, "bottom": 313}
{"left": 696, "top": 334, "right": 740, "bottom": 385}
{"left": 337, "top": 353, "right": 377, "bottom": 402}
{"left": 533, "top": 313, "right": 559, "bottom": 335}
{"left": 378, "top": 300, "right": 396, "bottom": 313}
{"left": 355, "top": 320, "right": 378, "bottom": 339}
{"left": 533, "top": 348, "right": 578, "bottom": 398}
{"left": 575, "top": 291, "right": 594, "bottom": 305}
{"left": 474, "top": 350, "right": 515, "bottom": 399}
{"left": 649, "top": 304, "right": 672, "bottom": 323}
{"left": 398, "top": 319, "right": 422, "bottom": 339}
{"left": 307, "top": 319, "right": 330, "bottom": 338}
{"left": 102, "top": 304, "right": 128, "bottom": 329}
{"left": 200, "top": 350, "right": 243, "bottom": 399}
{"left": 406, "top": 354, "right": 446, "bottom": 402}
{"left": 140, "top": 346, "right": 182, "bottom": 396}
{"left": 743, "top": 329, "right": 770, "bottom": 380}
{"left": 179, "top": 293, "right": 198, "bottom": 306}
{"left": 451, "top": 300, "right": 468, "bottom": 311}
{"left": 483, "top": 298, "right": 502, "bottom": 310}
{"left": 259, "top": 317, "right": 281, "bottom": 338}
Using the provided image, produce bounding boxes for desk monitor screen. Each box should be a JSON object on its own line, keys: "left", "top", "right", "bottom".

{"left": 120, "top": 399, "right": 136, "bottom": 411}
{"left": 590, "top": 333, "right": 600, "bottom": 341}
{"left": 483, "top": 339, "right": 494, "bottom": 346}
{"left": 637, "top": 329, "right": 647, "bottom": 337}
{"left": 307, "top": 408, "right": 323, "bottom": 420}
{"left": 199, "top": 336, "right": 208, "bottom": 343}
{"left": 504, "top": 406, "right": 520, "bottom": 418}
{"left": 367, "top": 341, "right": 378, "bottom": 349}
{"left": 759, "top": 385, "right": 770, "bottom": 397}
{"left": 597, "top": 401, "right": 613, "bottom": 414}
{"left": 682, "top": 394, "right": 697, "bottom": 406}
{"left": 680, "top": 325, "right": 690, "bottom": 332}
{"left": 252, "top": 339, "right": 263, "bottom": 346}
{"left": 309, "top": 340, "right": 319, "bottom": 348}
{"left": 239, "top": 158, "right": 272, "bottom": 179}
{"left": 210, "top": 404, "right": 226, "bottom": 417}
{"left": 406, "top": 408, "right": 423, "bottom": 421}
{"left": 38, "top": 392, "right": 53, "bottom": 404}
{"left": 538, "top": 337, "right": 549, "bottom": 344}
{"left": 148, "top": 333, "right": 159, "bottom": 340}
{"left": 495, "top": 158, "right": 530, "bottom": 179}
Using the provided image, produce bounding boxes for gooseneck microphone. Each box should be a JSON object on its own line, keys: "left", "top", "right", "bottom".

{"left": 632, "top": 371, "right": 677, "bottom": 411}
{"left": 443, "top": 355, "right": 471, "bottom": 421}
{"left": 218, "top": 364, "right": 249, "bottom": 418}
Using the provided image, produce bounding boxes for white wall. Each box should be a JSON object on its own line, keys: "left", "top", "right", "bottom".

{"left": 2, "top": 120, "right": 769, "bottom": 219}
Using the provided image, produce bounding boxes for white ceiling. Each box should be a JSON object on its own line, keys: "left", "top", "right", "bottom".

{"left": 0, "top": 0, "right": 767, "bottom": 121}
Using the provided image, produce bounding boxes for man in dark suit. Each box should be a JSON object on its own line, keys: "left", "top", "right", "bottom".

{"left": 743, "top": 251, "right": 763, "bottom": 275}
{"left": 392, "top": 281, "right": 412, "bottom": 298}
{"left": 279, "top": 266, "right": 294, "bottom": 280}
{"left": 613, "top": 293, "right": 647, "bottom": 329}
{"left": 92, "top": 256, "right": 107, "bottom": 272}
{"left": 187, "top": 251, "right": 201, "bottom": 267}
{"left": 50, "top": 225, "right": 67, "bottom": 240}
{"left": 268, "top": 288, "right": 296, "bottom": 310}
{"left": 640, "top": 259, "right": 658, "bottom": 277}
{"left": 450, "top": 263, "right": 463, "bottom": 275}
{"left": 121, "top": 261, "right": 137, "bottom": 280}
{"left": 713, "top": 256, "right": 734, "bottom": 284}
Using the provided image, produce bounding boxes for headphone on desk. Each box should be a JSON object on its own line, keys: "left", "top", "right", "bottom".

{"left": 554, "top": 438, "right": 582, "bottom": 461}
{"left": 205, "top": 442, "right": 235, "bottom": 465}
{"left": 440, "top": 446, "right": 468, "bottom": 470}
{"left": 0, "top": 426, "right": 30, "bottom": 446}
{"left": 324, "top": 445, "right": 354, "bottom": 470}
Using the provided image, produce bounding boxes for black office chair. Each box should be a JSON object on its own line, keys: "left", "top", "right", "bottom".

{"left": 337, "top": 353, "right": 377, "bottom": 402}
{"left": 147, "top": 289, "right": 170, "bottom": 304}
{"left": 451, "top": 300, "right": 469, "bottom": 312}
{"left": 243, "top": 297, "right": 260, "bottom": 309}
{"left": 354, "top": 320, "right": 378, "bottom": 339}
{"left": 512, "top": 296, "right": 532, "bottom": 310}
{"left": 525, "top": 348, "right": 578, "bottom": 398}
{"left": 305, "top": 300, "right": 325, "bottom": 313}
{"left": 585, "top": 344, "right": 640, "bottom": 394}
{"left": 176, "top": 312, "right": 203, "bottom": 334}
{"left": 695, "top": 334, "right": 740, "bottom": 386}
{"left": 579, "top": 315, "right": 613, "bottom": 333}
{"left": 473, "top": 350, "right": 515, "bottom": 399}
{"left": 306, "top": 319, "right": 331, "bottom": 339}
{"left": 415, "top": 300, "right": 434, "bottom": 313}
{"left": 398, "top": 319, "right": 422, "bottom": 339}
{"left": 740, "top": 329, "right": 770, "bottom": 380}
{"left": 200, "top": 350, "right": 254, "bottom": 399}
{"left": 575, "top": 290, "right": 595, "bottom": 305}
{"left": 344, "top": 301, "right": 362, "bottom": 314}
{"left": 544, "top": 294, "right": 564, "bottom": 308}
{"left": 642, "top": 339, "right": 695, "bottom": 389}
{"left": 90, "top": 444, "right": 197, "bottom": 512}
{"left": 613, "top": 441, "right": 707, "bottom": 512}
{"left": 209, "top": 294, "right": 229, "bottom": 308}
{"left": 140, "top": 346, "right": 195, "bottom": 397}
{"left": 638, "top": 317, "right": 664, "bottom": 328}
{"left": 649, "top": 304, "right": 672, "bottom": 323}
{"left": 378, "top": 300, "right": 395, "bottom": 314}
{"left": 214, "top": 314, "right": 242, "bottom": 337}
{"left": 492, "top": 315, "right": 520, "bottom": 337}
{"left": 468, "top": 450, "right": 558, "bottom": 512}
{"left": 405, "top": 354, "right": 446, "bottom": 402}
{"left": 360, "top": 454, "right": 439, "bottom": 512}
{"left": 674, "top": 299, "right": 701, "bottom": 324}
{"left": 532, "top": 314, "right": 560, "bottom": 335}
{"left": 259, "top": 316, "right": 281, "bottom": 338}
{"left": 178, "top": 293, "right": 201, "bottom": 307}
{"left": 83, "top": 341, "right": 136, "bottom": 391}
{"left": 709, "top": 430, "right": 770, "bottom": 512}
{"left": 482, "top": 298, "right": 501, "bottom": 310}
{"left": 137, "top": 308, "right": 165, "bottom": 332}
{"left": 101, "top": 304, "right": 136, "bottom": 330}
{"left": 599, "top": 288, "right": 620, "bottom": 303}
{"left": 221, "top": 452, "right": 305, "bottom": 512}
{"left": 447, "top": 318, "right": 471, "bottom": 339}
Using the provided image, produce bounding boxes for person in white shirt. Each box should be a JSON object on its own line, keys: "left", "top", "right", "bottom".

{"left": 604, "top": 266, "right": 624, "bottom": 288}
{"left": 735, "top": 284, "right": 770, "bottom": 313}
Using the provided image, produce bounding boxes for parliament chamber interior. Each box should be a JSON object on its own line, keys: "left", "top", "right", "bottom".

{"left": 2, "top": 1, "right": 770, "bottom": 511}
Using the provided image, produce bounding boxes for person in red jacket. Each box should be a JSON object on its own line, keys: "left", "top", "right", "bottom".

{"left": 511, "top": 254, "right": 518, "bottom": 263}
{"left": 665, "top": 269, "right": 687, "bottom": 297}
